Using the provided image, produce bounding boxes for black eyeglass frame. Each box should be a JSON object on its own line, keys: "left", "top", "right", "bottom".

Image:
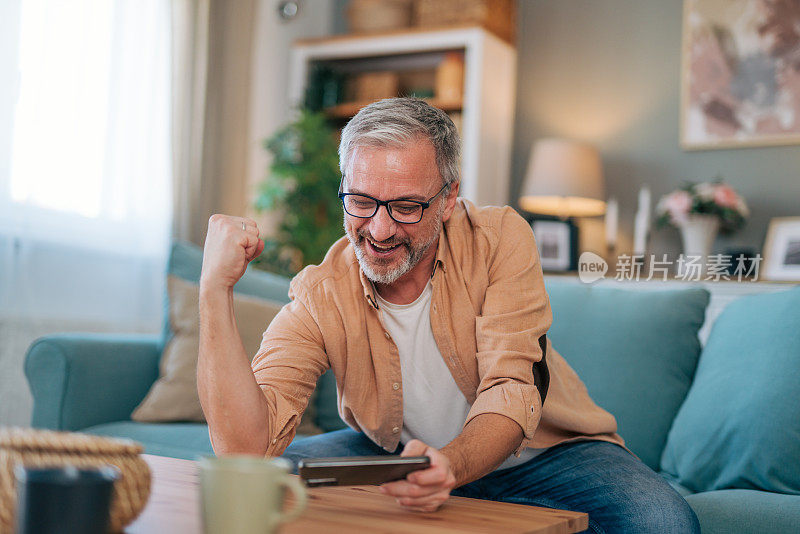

{"left": 338, "top": 180, "right": 450, "bottom": 224}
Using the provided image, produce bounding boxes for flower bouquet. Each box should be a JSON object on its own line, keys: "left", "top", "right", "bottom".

{"left": 655, "top": 180, "right": 749, "bottom": 275}
{"left": 655, "top": 180, "right": 749, "bottom": 234}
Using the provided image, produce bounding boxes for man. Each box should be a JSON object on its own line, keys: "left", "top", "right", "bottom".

{"left": 198, "top": 98, "right": 700, "bottom": 532}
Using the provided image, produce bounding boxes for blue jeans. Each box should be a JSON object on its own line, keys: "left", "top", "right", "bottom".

{"left": 283, "top": 429, "right": 700, "bottom": 533}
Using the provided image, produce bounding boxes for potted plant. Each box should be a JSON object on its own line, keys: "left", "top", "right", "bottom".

{"left": 655, "top": 179, "right": 749, "bottom": 267}
{"left": 252, "top": 110, "right": 343, "bottom": 276}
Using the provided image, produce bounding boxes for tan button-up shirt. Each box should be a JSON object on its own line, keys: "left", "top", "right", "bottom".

{"left": 251, "top": 200, "right": 624, "bottom": 457}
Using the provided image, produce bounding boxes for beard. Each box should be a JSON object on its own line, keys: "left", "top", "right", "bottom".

{"left": 345, "top": 204, "right": 444, "bottom": 285}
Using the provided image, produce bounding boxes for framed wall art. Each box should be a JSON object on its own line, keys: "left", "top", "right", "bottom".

{"left": 681, "top": 0, "right": 800, "bottom": 150}
{"left": 762, "top": 216, "right": 800, "bottom": 281}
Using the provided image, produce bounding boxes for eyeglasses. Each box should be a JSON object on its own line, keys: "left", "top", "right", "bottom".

{"left": 338, "top": 181, "right": 449, "bottom": 224}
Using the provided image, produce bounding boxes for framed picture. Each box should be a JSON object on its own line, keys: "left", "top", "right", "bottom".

{"left": 680, "top": 0, "right": 800, "bottom": 150}
{"left": 762, "top": 217, "right": 800, "bottom": 281}
{"left": 531, "top": 219, "right": 577, "bottom": 272}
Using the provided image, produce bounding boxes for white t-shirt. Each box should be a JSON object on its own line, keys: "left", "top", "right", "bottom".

{"left": 376, "top": 281, "right": 545, "bottom": 471}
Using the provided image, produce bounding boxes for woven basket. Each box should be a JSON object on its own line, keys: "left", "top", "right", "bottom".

{"left": 0, "top": 427, "right": 151, "bottom": 533}
{"left": 413, "top": 0, "right": 516, "bottom": 43}
{"left": 347, "top": 0, "right": 413, "bottom": 33}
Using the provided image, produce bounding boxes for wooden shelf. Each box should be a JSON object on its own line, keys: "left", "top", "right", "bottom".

{"left": 323, "top": 98, "right": 463, "bottom": 119}
{"left": 290, "top": 26, "right": 516, "bottom": 207}
{"left": 294, "top": 24, "right": 486, "bottom": 47}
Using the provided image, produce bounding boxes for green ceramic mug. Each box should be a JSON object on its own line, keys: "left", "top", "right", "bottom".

{"left": 198, "top": 456, "right": 307, "bottom": 534}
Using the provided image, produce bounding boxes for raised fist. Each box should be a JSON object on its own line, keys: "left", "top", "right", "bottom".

{"left": 200, "top": 214, "right": 265, "bottom": 291}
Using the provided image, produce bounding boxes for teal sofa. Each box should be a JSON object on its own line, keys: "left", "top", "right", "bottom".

{"left": 25, "top": 242, "right": 800, "bottom": 533}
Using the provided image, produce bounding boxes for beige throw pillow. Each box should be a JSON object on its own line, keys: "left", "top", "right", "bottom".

{"left": 132, "top": 276, "right": 321, "bottom": 435}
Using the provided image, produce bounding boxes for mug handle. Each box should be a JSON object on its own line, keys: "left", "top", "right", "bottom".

{"left": 274, "top": 475, "right": 308, "bottom": 527}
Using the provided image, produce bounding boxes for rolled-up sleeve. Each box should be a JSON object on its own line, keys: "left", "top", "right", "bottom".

{"left": 464, "top": 209, "right": 551, "bottom": 455}
{"left": 251, "top": 282, "right": 329, "bottom": 457}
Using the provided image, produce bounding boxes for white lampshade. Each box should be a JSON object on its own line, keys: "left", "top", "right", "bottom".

{"left": 520, "top": 139, "right": 606, "bottom": 217}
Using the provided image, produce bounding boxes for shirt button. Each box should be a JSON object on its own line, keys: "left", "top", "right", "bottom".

{"left": 392, "top": 426, "right": 400, "bottom": 434}
{"left": 384, "top": 331, "right": 391, "bottom": 339}
{"left": 392, "top": 382, "right": 400, "bottom": 390}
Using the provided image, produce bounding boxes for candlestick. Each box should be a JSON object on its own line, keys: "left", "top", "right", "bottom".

{"left": 633, "top": 186, "right": 651, "bottom": 257}
{"left": 605, "top": 197, "right": 618, "bottom": 249}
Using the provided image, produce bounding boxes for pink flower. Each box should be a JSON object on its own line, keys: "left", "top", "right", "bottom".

{"left": 660, "top": 190, "right": 692, "bottom": 224}
{"left": 736, "top": 197, "right": 750, "bottom": 218}
{"left": 713, "top": 184, "right": 740, "bottom": 209}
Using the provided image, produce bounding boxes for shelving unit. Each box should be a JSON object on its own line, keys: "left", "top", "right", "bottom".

{"left": 289, "top": 26, "right": 517, "bottom": 207}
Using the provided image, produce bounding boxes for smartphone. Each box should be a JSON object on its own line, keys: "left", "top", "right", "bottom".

{"left": 298, "top": 455, "right": 431, "bottom": 487}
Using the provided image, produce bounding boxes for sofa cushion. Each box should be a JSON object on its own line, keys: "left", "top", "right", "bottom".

{"left": 684, "top": 489, "right": 800, "bottom": 534}
{"left": 83, "top": 421, "right": 318, "bottom": 461}
{"left": 661, "top": 287, "right": 800, "bottom": 494}
{"left": 83, "top": 421, "right": 214, "bottom": 460}
{"left": 660, "top": 471, "right": 694, "bottom": 497}
{"left": 544, "top": 282, "right": 709, "bottom": 470}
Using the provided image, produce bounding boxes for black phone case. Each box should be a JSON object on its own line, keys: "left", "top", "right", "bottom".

{"left": 298, "top": 455, "right": 430, "bottom": 487}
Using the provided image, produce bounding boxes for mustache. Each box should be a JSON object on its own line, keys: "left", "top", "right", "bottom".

{"left": 355, "top": 230, "right": 410, "bottom": 248}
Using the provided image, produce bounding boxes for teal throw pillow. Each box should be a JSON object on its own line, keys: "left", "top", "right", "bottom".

{"left": 545, "top": 282, "right": 709, "bottom": 470}
{"left": 660, "top": 287, "right": 800, "bottom": 494}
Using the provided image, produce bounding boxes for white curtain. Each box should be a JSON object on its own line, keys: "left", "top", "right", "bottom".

{"left": 171, "top": 0, "right": 258, "bottom": 246}
{"left": 0, "top": 0, "right": 173, "bottom": 425}
{"left": 171, "top": 0, "right": 210, "bottom": 245}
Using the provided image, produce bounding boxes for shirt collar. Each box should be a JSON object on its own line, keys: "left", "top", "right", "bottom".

{"left": 430, "top": 230, "right": 447, "bottom": 279}
{"left": 358, "top": 266, "right": 380, "bottom": 309}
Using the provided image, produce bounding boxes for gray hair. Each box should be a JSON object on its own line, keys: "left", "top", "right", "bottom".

{"left": 338, "top": 97, "right": 461, "bottom": 192}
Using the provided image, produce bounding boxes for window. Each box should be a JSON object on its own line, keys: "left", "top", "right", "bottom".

{"left": 1, "top": 0, "right": 172, "bottom": 256}
{"left": 1, "top": 0, "right": 172, "bottom": 328}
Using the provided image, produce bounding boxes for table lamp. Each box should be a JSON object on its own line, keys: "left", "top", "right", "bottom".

{"left": 519, "top": 139, "right": 606, "bottom": 218}
{"left": 520, "top": 139, "right": 606, "bottom": 271}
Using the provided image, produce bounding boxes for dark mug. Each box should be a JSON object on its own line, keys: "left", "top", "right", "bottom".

{"left": 14, "top": 465, "right": 119, "bottom": 534}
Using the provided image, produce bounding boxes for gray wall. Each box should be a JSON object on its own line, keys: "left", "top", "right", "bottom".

{"left": 513, "top": 0, "right": 800, "bottom": 258}
{"left": 333, "top": 0, "right": 349, "bottom": 34}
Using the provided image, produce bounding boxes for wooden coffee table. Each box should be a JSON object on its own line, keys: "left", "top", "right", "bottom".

{"left": 126, "top": 454, "right": 587, "bottom": 533}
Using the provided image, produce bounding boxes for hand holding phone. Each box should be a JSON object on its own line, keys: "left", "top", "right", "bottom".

{"left": 378, "top": 438, "right": 457, "bottom": 513}
{"left": 298, "top": 455, "right": 431, "bottom": 487}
